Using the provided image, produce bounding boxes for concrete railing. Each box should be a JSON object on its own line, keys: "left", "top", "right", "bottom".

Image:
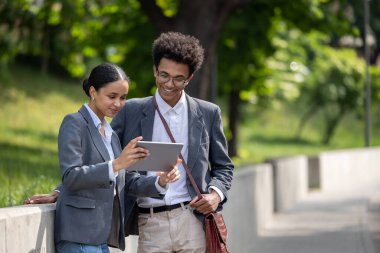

{"left": 1, "top": 147, "right": 380, "bottom": 253}
{"left": 319, "top": 147, "right": 380, "bottom": 193}
{"left": 223, "top": 163, "right": 273, "bottom": 253}
{"left": 267, "top": 155, "right": 309, "bottom": 212}
{"left": 0, "top": 204, "right": 55, "bottom": 253}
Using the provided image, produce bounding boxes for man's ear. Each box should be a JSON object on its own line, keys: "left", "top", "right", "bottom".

{"left": 185, "top": 74, "right": 194, "bottom": 84}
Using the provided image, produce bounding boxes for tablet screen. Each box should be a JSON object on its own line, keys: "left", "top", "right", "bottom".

{"left": 127, "top": 141, "right": 184, "bottom": 172}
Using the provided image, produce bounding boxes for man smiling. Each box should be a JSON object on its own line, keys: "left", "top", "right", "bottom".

{"left": 112, "top": 31, "right": 234, "bottom": 253}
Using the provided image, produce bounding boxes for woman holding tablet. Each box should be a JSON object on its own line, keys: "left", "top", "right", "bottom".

{"left": 53, "top": 63, "right": 180, "bottom": 253}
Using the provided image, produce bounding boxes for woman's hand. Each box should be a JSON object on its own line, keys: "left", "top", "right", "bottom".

{"left": 156, "top": 159, "right": 181, "bottom": 187}
{"left": 112, "top": 136, "right": 149, "bottom": 172}
{"left": 24, "top": 191, "right": 59, "bottom": 205}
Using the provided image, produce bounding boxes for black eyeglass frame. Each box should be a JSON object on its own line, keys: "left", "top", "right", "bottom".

{"left": 155, "top": 70, "right": 191, "bottom": 87}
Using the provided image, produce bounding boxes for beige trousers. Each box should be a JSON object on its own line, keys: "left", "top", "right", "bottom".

{"left": 137, "top": 205, "right": 206, "bottom": 253}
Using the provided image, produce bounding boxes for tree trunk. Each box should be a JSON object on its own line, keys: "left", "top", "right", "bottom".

{"left": 295, "top": 103, "right": 319, "bottom": 141}
{"left": 228, "top": 90, "right": 240, "bottom": 157}
{"left": 322, "top": 109, "right": 345, "bottom": 145}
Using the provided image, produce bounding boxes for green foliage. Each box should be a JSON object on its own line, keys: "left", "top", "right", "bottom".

{"left": 218, "top": 1, "right": 274, "bottom": 96}
{"left": 0, "top": 0, "right": 155, "bottom": 93}
{"left": 369, "top": 66, "right": 380, "bottom": 103}
{"left": 308, "top": 47, "right": 364, "bottom": 108}
{"left": 156, "top": 0, "right": 180, "bottom": 17}
{"left": 263, "top": 24, "right": 367, "bottom": 144}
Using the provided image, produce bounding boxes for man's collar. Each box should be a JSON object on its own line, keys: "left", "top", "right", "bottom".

{"left": 154, "top": 90, "right": 187, "bottom": 115}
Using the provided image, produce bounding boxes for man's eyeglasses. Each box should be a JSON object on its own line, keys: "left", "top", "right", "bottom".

{"left": 156, "top": 70, "right": 189, "bottom": 86}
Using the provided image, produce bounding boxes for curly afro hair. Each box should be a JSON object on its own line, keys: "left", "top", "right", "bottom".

{"left": 152, "top": 31, "right": 204, "bottom": 75}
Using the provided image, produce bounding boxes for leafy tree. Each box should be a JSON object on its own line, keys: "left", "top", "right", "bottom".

{"left": 217, "top": 0, "right": 354, "bottom": 155}
{"left": 307, "top": 47, "right": 365, "bottom": 144}
{"left": 0, "top": 0, "right": 364, "bottom": 156}
{"left": 345, "top": 0, "right": 380, "bottom": 64}
{"left": 267, "top": 27, "right": 367, "bottom": 144}
{"left": 138, "top": 0, "right": 253, "bottom": 100}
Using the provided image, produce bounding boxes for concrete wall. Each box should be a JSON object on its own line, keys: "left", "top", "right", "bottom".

{"left": 0, "top": 204, "right": 55, "bottom": 253}
{"left": 223, "top": 163, "right": 273, "bottom": 253}
{"left": 268, "top": 155, "right": 309, "bottom": 212}
{"left": 319, "top": 147, "right": 380, "bottom": 193}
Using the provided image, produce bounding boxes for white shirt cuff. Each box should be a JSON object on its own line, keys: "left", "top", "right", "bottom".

{"left": 108, "top": 160, "right": 118, "bottom": 181}
{"left": 209, "top": 186, "right": 224, "bottom": 202}
{"left": 155, "top": 176, "right": 168, "bottom": 193}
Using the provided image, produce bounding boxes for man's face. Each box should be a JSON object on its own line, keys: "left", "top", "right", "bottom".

{"left": 154, "top": 58, "right": 192, "bottom": 107}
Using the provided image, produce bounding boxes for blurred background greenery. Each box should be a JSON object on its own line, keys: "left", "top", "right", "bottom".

{"left": 0, "top": 0, "right": 380, "bottom": 207}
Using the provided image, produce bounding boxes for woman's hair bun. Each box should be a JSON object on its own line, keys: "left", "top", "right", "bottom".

{"left": 83, "top": 63, "right": 130, "bottom": 98}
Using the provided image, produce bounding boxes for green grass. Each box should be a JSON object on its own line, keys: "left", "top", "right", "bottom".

{"left": 235, "top": 105, "right": 380, "bottom": 165}
{"left": 1, "top": 64, "right": 380, "bottom": 207}
{"left": 0, "top": 65, "right": 86, "bottom": 207}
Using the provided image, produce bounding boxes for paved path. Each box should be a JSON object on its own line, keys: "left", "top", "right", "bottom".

{"left": 249, "top": 189, "right": 380, "bottom": 253}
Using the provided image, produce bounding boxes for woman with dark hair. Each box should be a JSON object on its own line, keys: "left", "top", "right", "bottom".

{"left": 54, "top": 63, "right": 180, "bottom": 253}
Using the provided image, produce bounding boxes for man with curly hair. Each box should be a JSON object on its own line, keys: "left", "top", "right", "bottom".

{"left": 26, "top": 31, "right": 234, "bottom": 253}
{"left": 111, "top": 31, "right": 234, "bottom": 252}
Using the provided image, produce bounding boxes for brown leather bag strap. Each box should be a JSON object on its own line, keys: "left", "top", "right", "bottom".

{"left": 152, "top": 96, "right": 203, "bottom": 199}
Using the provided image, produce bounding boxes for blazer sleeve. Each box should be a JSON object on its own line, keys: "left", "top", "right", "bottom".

{"left": 208, "top": 106, "right": 234, "bottom": 204}
{"left": 58, "top": 114, "right": 112, "bottom": 191}
{"left": 124, "top": 172, "right": 164, "bottom": 198}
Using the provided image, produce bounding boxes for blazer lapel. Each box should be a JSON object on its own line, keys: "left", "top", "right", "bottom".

{"left": 111, "top": 132, "right": 123, "bottom": 190}
{"left": 111, "top": 133, "right": 121, "bottom": 158}
{"left": 79, "top": 106, "right": 110, "bottom": 162}
{"left": 186, "top": 95, "right": 204, "bottom": 171}
{"left": 140, "top": 97, "right": 155, "bottom": 142}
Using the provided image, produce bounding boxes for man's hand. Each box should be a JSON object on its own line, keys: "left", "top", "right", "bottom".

{"left": 157, "top": 159, "right": 181, "bottom": 187}
{"left": 189, "top": 190, "right": 221, "bottom": 215}
{"left": 24, "top": 191, "right": 59, "bottom": 205}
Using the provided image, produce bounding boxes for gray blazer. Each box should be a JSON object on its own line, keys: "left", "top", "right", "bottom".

{"left": 111, "top": 94, "right": 234, "bottom": 236}
{"left": 54, "top": 106, "right": 161, "bottom": 250}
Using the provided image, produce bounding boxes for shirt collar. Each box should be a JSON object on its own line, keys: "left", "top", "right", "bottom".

{"left": 154, "top": 90, "right": 187, "bottom": 115}
{"left": 84, "top": 104, "right": 113, "bottom": 137}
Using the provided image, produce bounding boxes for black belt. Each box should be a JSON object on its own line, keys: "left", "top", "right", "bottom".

{"left": 139, "top": 201, "right": 190, "bottom": 214}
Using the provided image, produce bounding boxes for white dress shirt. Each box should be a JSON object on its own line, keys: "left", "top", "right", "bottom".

{"left": 137, "top": 91, "right": 224, "bottom": 208}
{"left": 138, "top": 91, "right": 191, "bottom": 207}
{"left": 84, "top": 104, "right": 116, "bottom": 177}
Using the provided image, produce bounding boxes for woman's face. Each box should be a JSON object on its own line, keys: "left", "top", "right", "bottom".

{"left": 90, "top": 79, "right": 129, "bottom": 119}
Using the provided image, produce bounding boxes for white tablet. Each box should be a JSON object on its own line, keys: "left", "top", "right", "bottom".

{"left": 127, "top": 141, "right": 184, "bottom": 172}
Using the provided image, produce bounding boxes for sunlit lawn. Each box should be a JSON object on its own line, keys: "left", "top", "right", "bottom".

{"left": 0, "top": 66, "right": 85, "bottom": 207}
{"left": 236, "top": 105, "right": 380, "bottom": 165}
